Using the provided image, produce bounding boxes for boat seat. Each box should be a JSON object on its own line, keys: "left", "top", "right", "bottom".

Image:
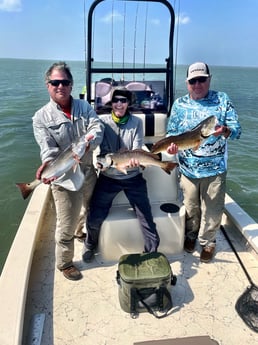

{"left": 97, "top": 152, "right": 185, "bottom": 263}
{"left": 97, "top": 110, "right": 167, "bottom": 145}
{"left": 94, "top": 81, "right": 113, "bottom": 109}
{"left": 127, "top": 80, "right": 168, "bottom": 144}
{"left": 133, "top": 112, "right": 167, "bottom": 144}
{"left": 125, "top": 81, "right": 152, "bottom": 91}
{"left": 94, "top": 80, "right": 167, "bottom": 119}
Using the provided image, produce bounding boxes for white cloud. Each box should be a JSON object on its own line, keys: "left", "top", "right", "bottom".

{"left": 100, "top": 10, "right": 123, "bottom": 23}
{"left": 0, "top": 0, "right": 22, "bottom": 12}
{"left": 176, "top": 13, "right": 190, "bottom": 25}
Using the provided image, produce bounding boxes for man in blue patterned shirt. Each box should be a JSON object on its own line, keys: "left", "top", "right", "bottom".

{"left": 166, "top": 62, "right": 241, "bottom": 263}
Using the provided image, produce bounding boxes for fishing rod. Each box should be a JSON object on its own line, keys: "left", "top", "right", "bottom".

{"left": 133, "top": 2, "right": 139, "bottom": 81}
{"left": 83, "top": 0, "right": 87, "bottom": 96}
{"left": 122, "top": 1, "right": 126, "bottom": 82}
{"left": 173, "top": 0, "right": 180, "bottom": 100}
{"left": 142, "top": 2, "right": 149, "bottom": 81}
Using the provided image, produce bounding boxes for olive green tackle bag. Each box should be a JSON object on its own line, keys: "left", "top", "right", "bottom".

{"left": 116, "top": 252, "right": 177, "bottom": 318}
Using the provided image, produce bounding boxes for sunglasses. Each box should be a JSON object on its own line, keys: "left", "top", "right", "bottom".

{"left": 188, "top": 76, "right": 208, "bottom": 85}
{"left": 112, "top": 97, "right": 128, "bottom": 103}
{"left": 48, "top": 79, "right": 71, "bottom": 87}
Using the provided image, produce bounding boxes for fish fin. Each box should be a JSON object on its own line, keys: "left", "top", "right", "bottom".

{"left": 73, "top": 153, "right": 82, "bottom": 163}
{"left": 54, "top": 173, "right": 66, "bottom": 181}
{"left": 72, "top": 161, "right": 80, "bottom": 173}
{"left": 117, "top": 148, "right": 129, "bottom": 153}
{"left": 116, "top": 166, "right": 128, "bottom": 174}
{"left": 132, "top": 148, "right": 146, "bottom": 153}
{"left": 132, "top": 148, "right": 162, "bottom": 161}
{"left": 202, "top": 130, "right": 217, "bottom": 138}
{"left": 161, "top": 162, "right": 178, "bottom": 175}
{"left": 192, "top": 141, "right": 201, "bottom": 151}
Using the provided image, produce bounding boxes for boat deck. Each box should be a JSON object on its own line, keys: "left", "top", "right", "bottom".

{"left": 21, "top": 196, "right": 258, "bottom": 345}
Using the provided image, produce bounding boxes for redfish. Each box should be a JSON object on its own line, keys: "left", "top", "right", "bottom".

{"left": 16, "top": 137, "right": 88, "bottom": 199}
{"left": 98, "top": 149, "right": 178, "bottom": 175}
{"left": 151, "top": 115, "right": 217, "bottom": 154}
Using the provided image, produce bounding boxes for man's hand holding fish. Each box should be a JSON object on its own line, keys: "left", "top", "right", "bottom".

{"left": 36, "top": 161, "right": 58, "bottom": 184}
{"left": 166, "top": 143, "right": 178, "bottom": 155}
{"left": 213, "top": 125, "right": 231, "bottom": 138}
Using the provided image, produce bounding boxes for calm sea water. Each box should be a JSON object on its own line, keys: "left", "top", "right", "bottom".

{"left": 0, "top": 58, "right": 257, "bottom": 273}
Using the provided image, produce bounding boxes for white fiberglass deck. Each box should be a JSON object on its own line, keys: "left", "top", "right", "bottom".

{"left": 20, "top": 193, "right": 258, "bottom": 345}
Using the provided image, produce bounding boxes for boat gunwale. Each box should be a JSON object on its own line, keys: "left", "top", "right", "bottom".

{"left": 223, "top": 194, "right": 258, "bottom": 256}
{"left": 0, "top": 184, "right": 50, "bottom": 345}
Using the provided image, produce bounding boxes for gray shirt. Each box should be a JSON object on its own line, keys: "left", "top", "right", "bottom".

{"left": 32, "top": 97, "right": 104, "bottom": 189}
{"left": 99, "top": 113, "right": 143, "bottom": 180}
{"left": 33, "top": 97, "right": 104, "bottom": 164}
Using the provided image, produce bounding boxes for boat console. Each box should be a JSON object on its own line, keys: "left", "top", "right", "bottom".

{"left": 84, "top": 0, "right": 185, "bottom": 262}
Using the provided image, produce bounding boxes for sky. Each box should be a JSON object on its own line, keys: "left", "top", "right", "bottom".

{"left": 0, "top": 0, "right": 258, "bottom": 67}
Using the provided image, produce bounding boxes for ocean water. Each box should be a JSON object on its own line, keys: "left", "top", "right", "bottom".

{"left": 0, "top": 58, "right": 257, "bottom": 273}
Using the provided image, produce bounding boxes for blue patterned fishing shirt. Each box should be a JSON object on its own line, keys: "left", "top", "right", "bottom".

{"left": 166, "top": 90, "right": 241, "bottom": 178}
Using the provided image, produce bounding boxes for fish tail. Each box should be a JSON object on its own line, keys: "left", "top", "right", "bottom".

{"left": 16, "top": 183, "right": 35, "bottom": 200}
{"left": 161, "top": 162, "right": 178, "bottom": 174}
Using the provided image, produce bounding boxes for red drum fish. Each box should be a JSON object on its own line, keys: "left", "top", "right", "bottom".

{"left": 16, "top": 137, "right": 88, "bottom": 199}
{"left": 97, "top": 149, "right": 178, "bottom": 175}
{"left": 151, "top": 115, "right": 217, "bottom": 154}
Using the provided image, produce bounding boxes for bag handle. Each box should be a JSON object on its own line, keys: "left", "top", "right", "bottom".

{"left": 131, "top": 287, "right": 172, "bottom": 319}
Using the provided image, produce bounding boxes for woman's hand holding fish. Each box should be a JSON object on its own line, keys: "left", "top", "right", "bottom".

{"left": 166, "top": 143, "right": 178, "bottom": 155}
{"left": 127, "top": 158, "right": 140, "bottom": 168}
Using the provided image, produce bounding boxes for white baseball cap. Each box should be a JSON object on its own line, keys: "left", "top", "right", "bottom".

{"left": 186, "top": 62, "right": 210, "bottom": 81}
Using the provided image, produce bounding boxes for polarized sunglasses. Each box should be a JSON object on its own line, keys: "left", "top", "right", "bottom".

{"left": 112, "top": 97, "right": 128, "bottom": 103}
{"left": 48, "top": 79, "right": 71, "bottom": 87}
{"left": 188, "top": 76, "right": 208, "bottom": 85}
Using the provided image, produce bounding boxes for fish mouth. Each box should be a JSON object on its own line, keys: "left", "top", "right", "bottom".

{"left": 97, "top": 155, "right": 113, "bottom": 169}
{"left": 97, "top": 162, "right": 104, "bottom": 169}
{"left": 201, "top": 132, "right": 215, "bottom": 139}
